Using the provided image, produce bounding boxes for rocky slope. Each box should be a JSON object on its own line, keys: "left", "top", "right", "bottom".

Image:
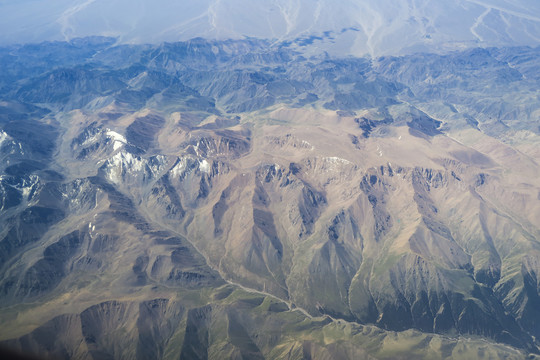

{"left": 0, "top": 38, "right": 539, "bottom": 359}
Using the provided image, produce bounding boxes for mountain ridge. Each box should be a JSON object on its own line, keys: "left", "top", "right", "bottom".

{"left": 2, "top": 0, "right": 540, "bottom": 56}
{"left": 0, "top": 38, "right": 539, "bottom": 359}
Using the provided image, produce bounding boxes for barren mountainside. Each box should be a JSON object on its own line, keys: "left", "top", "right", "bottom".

{"left": 0, "top": 38, "right": 539, "bottom": 359}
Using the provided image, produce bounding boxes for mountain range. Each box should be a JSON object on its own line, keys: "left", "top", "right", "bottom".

{"left": 0, "top": 36, "right": 539, "bottom": 359}
{"left": 2, "top": 0, "right": 540, "bottom": 56}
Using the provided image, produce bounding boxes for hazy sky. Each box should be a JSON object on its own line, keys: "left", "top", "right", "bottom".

{"left": 1, "top": 0, "right": 540, "bottom": 55}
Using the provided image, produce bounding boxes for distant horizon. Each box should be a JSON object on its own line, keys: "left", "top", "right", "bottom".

{"left": 1, "top": 0, "right": 540, "bottom": 56}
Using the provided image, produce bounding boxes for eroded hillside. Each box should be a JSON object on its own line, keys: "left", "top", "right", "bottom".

{"left": 0, "top": 38, "right": 539, "bottom": 359}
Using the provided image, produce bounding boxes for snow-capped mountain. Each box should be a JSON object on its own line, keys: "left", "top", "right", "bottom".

{"left": 1, "top": 1, "right": 540, "bottom": 359}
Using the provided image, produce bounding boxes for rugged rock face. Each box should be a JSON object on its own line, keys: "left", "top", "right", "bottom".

{"left": 0, "top": 38, "right": 539, "bottom": 359}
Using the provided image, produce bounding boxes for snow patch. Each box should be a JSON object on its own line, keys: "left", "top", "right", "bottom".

{"left": 325, "top": 156, "right": 351, "bottom": 164}
{"left": 111, "top": 151, "right": 143, "bottom": 171}
{"left": 106, "top": 130, "right": 127, "bottom": 143}
{"left": 302, "top": 140, "right": 315, "bottom": 150}
{"left": 104, "top": 151, "right": 168, "bottom": 184}
{"left": 80, "top": 128, "right": 126, "bottom": 151}
{"left": 81, "top": 134, "right": 99, "bottom": 147}
{"left": 113, "top": 141, "right": 124, "bottom": 151}
{"left": 106, "top": 151, "right": 143, "bottom": 183}
{"left": 193, "top": 141, "right": 201, "bottom": 156}
{"left": 127, "top": 152, "right": 143, "bottom": 170}
{"left": 106, "top": 129, "right": 127, "bottom": 151}
{"left": 147, "top": 155, "right": 167, "bottom": 177}
{"left": 13, "top": 175, "right": 39, "bottom": 200}
{"left": 199, "top": 159, "right": 211, "bottom": 173}
{"left": 0, "top": 130, "right": 9, "bottom": 147}
{"left": 170, "top": 159, "right": 186, "bottom": 178}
